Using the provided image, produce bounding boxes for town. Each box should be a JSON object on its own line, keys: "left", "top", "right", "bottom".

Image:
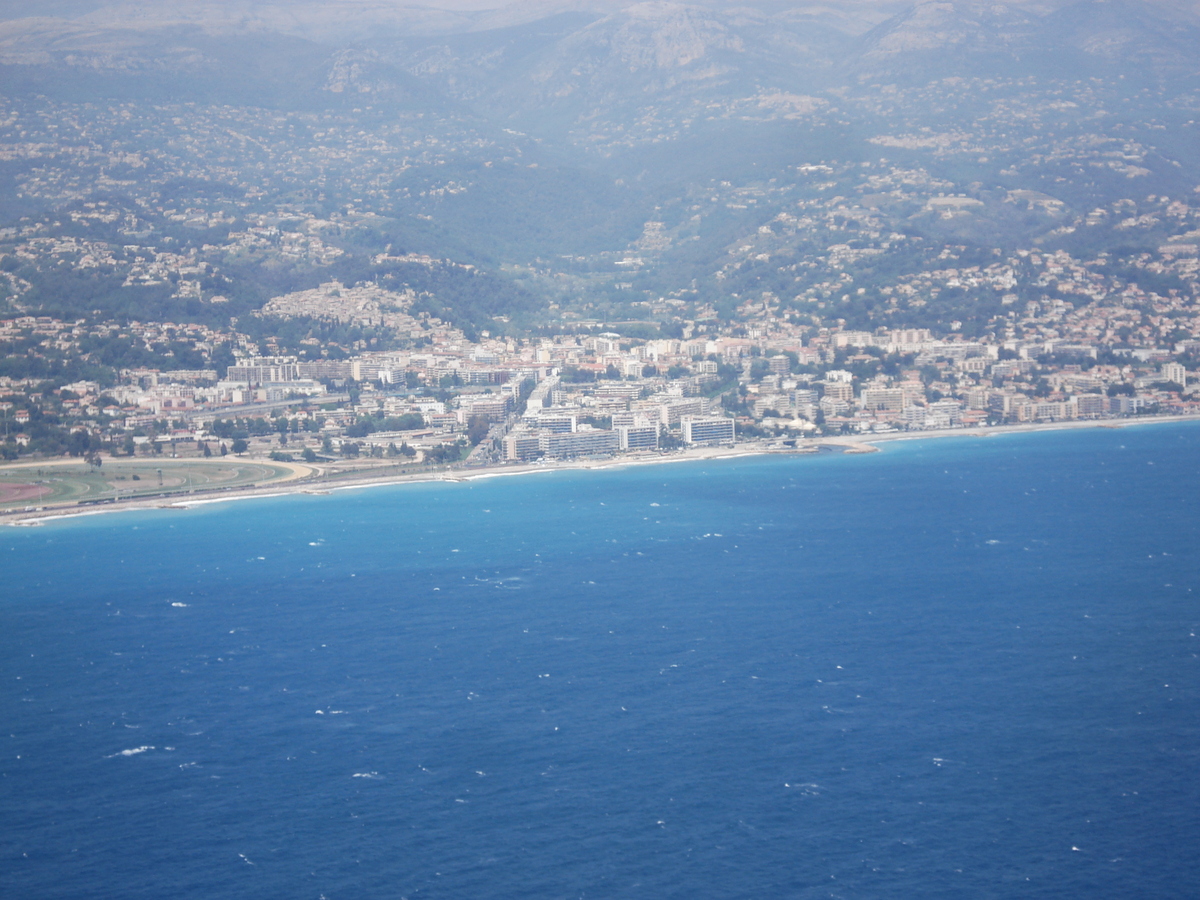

{"left": 2, "top": 70, "right": 1199, "bottom": 478}
{"left": 2, "top": 283, "right": 1196, "bottom": 475}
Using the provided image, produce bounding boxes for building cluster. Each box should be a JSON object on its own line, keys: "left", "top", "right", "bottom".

{"left": 4, "top": 304, "right": 1198, "bottom": 465}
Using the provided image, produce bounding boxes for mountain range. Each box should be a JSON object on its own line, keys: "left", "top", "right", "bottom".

{"left": 2, "top": 0, "right": 1200, "bottom": 335}
{"left": 3, "top": 1, "right": 1198, "bottom": 120}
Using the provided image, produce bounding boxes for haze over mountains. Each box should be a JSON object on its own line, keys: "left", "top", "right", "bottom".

{"left": 3, "top": 1, "right": 1198, "bottom": 108}
{"left": 2, "top": 0, "right": 1199, "bottom": 338}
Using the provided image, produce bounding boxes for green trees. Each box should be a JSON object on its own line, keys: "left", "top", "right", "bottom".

{"left": 425, "top": 440, "right": 466, "bottom": 464}
{"left": 344, "top": 413, "right": 423, "bottom": 437}
{"left": 658, "top": 427, "right": 683, "bottom": 450}
{"left": 66, "top": 430, "right": 91, "bottom": 457}
{"left": 344, "top": 418, "right": 375, "bottom": 438}
{"left": 559, "top": 366, "right": 595, "bottom": 383}
{"left": 466, "top": 415, "right": 489, "bottom": 446}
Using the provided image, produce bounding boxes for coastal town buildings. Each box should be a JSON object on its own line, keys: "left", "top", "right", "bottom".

{"left": 4, "top": 307, "right": 1199, "bottom": 467}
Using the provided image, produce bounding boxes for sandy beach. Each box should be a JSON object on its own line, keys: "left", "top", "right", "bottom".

{"left": 3, "top": 413, "right": 1197, "bottom": 527}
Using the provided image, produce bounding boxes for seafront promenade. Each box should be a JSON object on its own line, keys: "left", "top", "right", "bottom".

{"left": 3, "top": 414, "right": 1197, "bottom": 526}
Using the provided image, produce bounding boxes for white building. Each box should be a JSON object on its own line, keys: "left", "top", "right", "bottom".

{"left": 1161, "top": 362, "right": 1187, "bottom": 387}
{"left": 681, "top": 416, "right": 735, "bottom": 446}
{"left": 617, "top": 424, "right": 659, "bottom": 451}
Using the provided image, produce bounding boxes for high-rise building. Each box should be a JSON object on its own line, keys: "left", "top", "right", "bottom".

{"left": 617, "top": 425, "right": 659, "bottom": 451}
{"left": 539, "top": 428, "right": 619, "bottom": 458}
{"left": 1161, "top": 362, "right": 1187, "bottom": 387}
{"left": 681, "top": 416, "right": 735, "bottom": 446}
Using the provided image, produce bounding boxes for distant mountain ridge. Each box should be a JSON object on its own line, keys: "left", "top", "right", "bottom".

{"left": 2, "top": 0, "right": 1198, "bottom": 109}
{"left": 2, "top": 0, "right": 1199, "bottom": 201}
{"left": 852, "top": 0, "right": 1200, "bottom": 79}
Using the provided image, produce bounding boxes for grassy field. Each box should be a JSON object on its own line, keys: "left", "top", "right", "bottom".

{"left": 0, "top": 459, "right": 300, "bottom": 510}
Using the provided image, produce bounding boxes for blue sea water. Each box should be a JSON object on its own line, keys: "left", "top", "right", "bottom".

{"left": 2, "top": 424, "right": 1200, "bottom": 899}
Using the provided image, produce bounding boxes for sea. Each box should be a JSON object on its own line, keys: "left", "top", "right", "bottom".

{"left": 3, "top": 423, "right": 1199, "bottom": 899}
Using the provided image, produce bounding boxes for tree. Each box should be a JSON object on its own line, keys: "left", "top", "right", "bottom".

{"left": 66, "top": 430, "right": 90, "bottom": 457}
{"left": 560, "top": 366, "right": 595, "bottom": 383}
{"left": 219, "top": 442, "right": 228, "bottom": 456}
{"left": 658, "top": 426, "right": 683, "bottom": 450}
{"left": 231, "top": 438, "right": 248, "bottom": 454}
{"left": 466, "top": 414, "right": 489, "bottom": 446}
{"left": 425, "top": 440, "right": 465, "bottom": 464}
{"left": 302, "top": 447, "right": 317, "bottom": 462}
{"left": 202, "top": 442, "right": 212, "bottom": 458}
{"left": 345, "top": 418, "right": 377, "bottom": 438}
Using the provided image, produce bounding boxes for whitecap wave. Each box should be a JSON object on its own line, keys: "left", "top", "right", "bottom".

{"left": 106, "top": 745, "right": 155, "bottom": 758}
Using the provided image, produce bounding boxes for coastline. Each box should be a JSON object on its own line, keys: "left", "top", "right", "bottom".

{"left": 4, "top": 413, "right": 1198, "bottom": 527}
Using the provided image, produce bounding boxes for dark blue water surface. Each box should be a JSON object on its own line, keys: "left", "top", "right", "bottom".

{"left": 3, "top": 424, "right": 1200, "bottom": 899}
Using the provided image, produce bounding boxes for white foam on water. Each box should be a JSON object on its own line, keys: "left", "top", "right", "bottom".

{"left": 106, "top": 746, "right": 154, "bottom": 758}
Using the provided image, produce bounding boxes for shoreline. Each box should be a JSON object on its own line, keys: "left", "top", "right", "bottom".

{"left": 3, "top": 413, "right": 1198, "bottom": 527}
